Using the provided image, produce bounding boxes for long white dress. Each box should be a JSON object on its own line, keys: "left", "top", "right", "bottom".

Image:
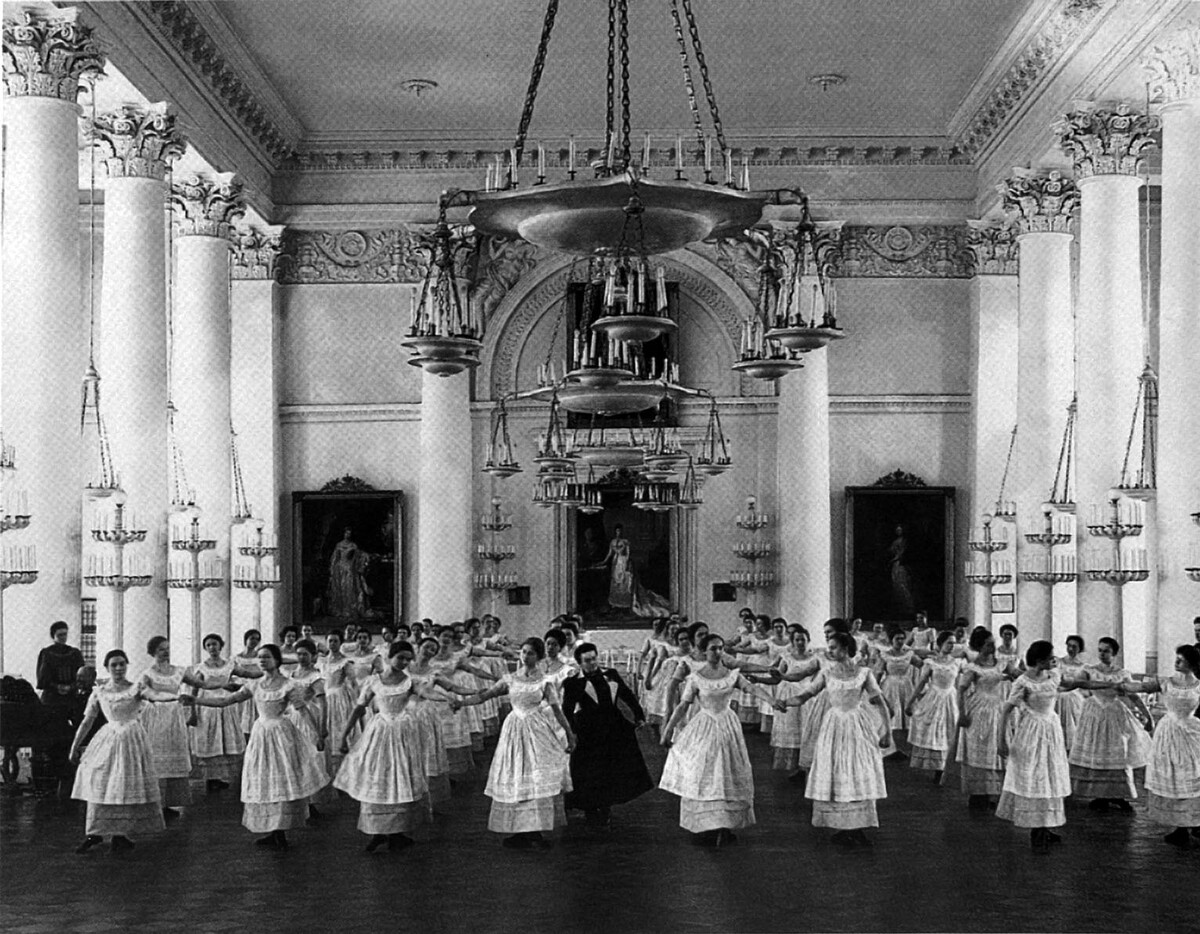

{"left": 240, "top": 679, "right": 330, "bottom": 833}
{"left": 189, "top": 658, "right": 246, "bottom": 783}
{"left": 770, "top": 652, "right": 817, "bottom": 770}
{"left": 1056, "top": 655, "right": 1088, "bottom": 753}
{"left": 406, "top": 670, "right": 452, "bottom": 804}
{"left": 234, "top": 651, "right": 261, "bottom": 736}
{"left": 805, "top": 667, "right": 887, "bottom": 830}
{"left": 1144, "top": 677, "right": 1200, "bottom": 827}
{"left": 878, "top": 650, "right": 916, "bottom": 731}
{"left": 139, "top": 667, "right": 194, "bottom": 807}
{"left": 1068, "top": 664, "right": 1151, "bottom": 800}
{"left": 319, "top": 653, "right": 358, "bottom": 771}
{"left": 996, "top": 672, "right": 1070, "bottom": 829}
{"left": 730, "top": 637, "right": 767, "bottom": 726}
{"left": 427, "top": 656, "right": 475, "bottom": 775}
{"left": 484, "top": 672, "right": 571, "bottom": 833}
{"left": 955, "top": 661, "right": 1008, "bottom": 795}
{"left": 333, "top": 674, "right": 429, "bottom": 834}
{"left": 71, "top": 683, "right": 166, "bottom": 838}
{"left": 659, "top": 669, "right": 756, "bottom": 833}
{"left": 908, "top": 656, "right": 964, "bottom": 771}
{"left": 288, "top": 667, "right": 334, "bottom": 805}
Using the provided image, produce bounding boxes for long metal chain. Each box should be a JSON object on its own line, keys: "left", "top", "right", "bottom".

{"left": 605, "top": 0, "right": 616, "bottom": 160}
{"left": 680, "top": 0, "right": 728, "bottom": 159}
{"left": 669, "top": 0, "right": 705, "bottom": 155}
{"left": 512, "top": 0, "right": 560, "bottom": 167}
{"left": 618, "top": 0, "right": 631, "bottom": 169}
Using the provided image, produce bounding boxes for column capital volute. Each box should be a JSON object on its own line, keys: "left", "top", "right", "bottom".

{"left": 171, "top": 172, "right": 246, "bottom": 240}
{"left": 1143, "top": 21, "right": 1200, "bottom": 107}
{"left": 1053, "top": 100, "right": 1160, "bottom": 179}
{"left": 965, "top": 219, "right": 1019, "bottom": 276}
{"left": 91, "top": 102, "right": 188, "bottom": 181}
{"left": 999, "top": 167, "right": 1079, "bottom": 236}
{"left": 2, "top": 7, "right": 105, "bottom": 102}
{"left": 232, "top": 224, "right": 285, "bottom": 281}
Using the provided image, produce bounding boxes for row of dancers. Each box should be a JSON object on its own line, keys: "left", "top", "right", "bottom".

{"left": 66, "top": 615, "right": 1200, "bottom": 854}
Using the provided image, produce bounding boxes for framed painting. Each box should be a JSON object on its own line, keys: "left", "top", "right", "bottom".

{"left": 844, "top": 477, "right": 955, "bottom": 625}
{"left": 575, "top": 472, "right": 674, "bottom": 627}
{"left": 292, "top": 482, "right": 403, "bottom": 631}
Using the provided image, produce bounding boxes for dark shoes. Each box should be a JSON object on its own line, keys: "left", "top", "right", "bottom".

{"left": 1164, "top": 828, "right": 1191, "bottom": 848}
{"left": 75, "top": 835, "right": 102, "bottom": 855}
{"left": 388, "top": 833, "right": 415, "bottom": 851}
{"left": 365, "top": 834, "right": 388, "bottom": 853}
{"left": 111, "top": 835, "right": 134, "bottom": 851}
{"left": 254, "top": 830, "right": 288, "bottom": 850}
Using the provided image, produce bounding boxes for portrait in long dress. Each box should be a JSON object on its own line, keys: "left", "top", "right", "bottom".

{"left": 576, "top": 494, "right": 672, "bottom": 626}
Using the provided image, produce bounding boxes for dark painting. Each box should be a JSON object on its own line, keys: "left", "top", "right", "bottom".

{"left": 576, "top": 481, "right": 673, "bottom": 626}
{"left": 845, "top": 485, "right": 955, "bottom": 624}
{"left": 292, "top": 490, "right": 402, "bottom": 629}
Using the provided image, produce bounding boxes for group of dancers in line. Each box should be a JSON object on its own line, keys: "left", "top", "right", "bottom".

{"left": 66, "top": 608, "right": 1200, "bottom": 856}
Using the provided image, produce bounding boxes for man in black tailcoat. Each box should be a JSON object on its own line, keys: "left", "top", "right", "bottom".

{"left": 560, "top": 642, "right": 653, "bottom": 829}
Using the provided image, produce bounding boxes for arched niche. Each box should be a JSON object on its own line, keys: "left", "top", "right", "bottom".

{"left": 478, "top": 248, "right": 765, "bottom": 401}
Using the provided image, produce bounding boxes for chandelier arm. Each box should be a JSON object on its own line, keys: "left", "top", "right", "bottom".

{"left": 680, "top": 0, "right": 728, "bottom": 159}
{"left": 668, "top": 0, "right": 706, "bottom": 154}
{"left": 512, "top": 0, "right": 561, "bottom": 170}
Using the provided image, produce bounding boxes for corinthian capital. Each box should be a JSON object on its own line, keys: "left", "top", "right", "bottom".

{"left": 999, "top": 168, "right": 1079, "bottom": 235}
{"left": 91, "top": 102, "right": 188, "bottom": 181}
{"left": 1144, "top": 22, "right": 1200, "bottom": 106}
{"left": 171, "top": 172, "right": 246, "bottom": 240}
{"left": 1053, "top": 101, "right": 1160, "bottom": 178}
{"left": 2, "top": 7, "right": 105, "bottom": 101}
{"left": 232, "top": 225, "right": 285, "bottom": 280}
{"left": 966, "top": 220, "right": 1019, "bottom": 276}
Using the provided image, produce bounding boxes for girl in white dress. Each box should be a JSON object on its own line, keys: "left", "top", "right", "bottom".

{"left": 319, "top": 631, "right": 358, "bottom": 772}
{"left": 1057, "top": 635, "right": 1088, "bottom": 754}
{"left": 427, "top": 628, "right": 500, "bottom": 771}
{"left": 997, "top": 641, "right": 1070, "bottom": 849}
{"left": 346, "top": 628, "right": 384, "bottom": 684}
{"left": 1066, "top": 636, "right": 1153, "bottom": 811}
{"left": 454, "top": 637, "right": 575, "bottom": 848}
{"left": 758, "top": 618, "right": 791, "bottom": 733}
{"left": 336, "top": 641, "right": 443, "bottom": 852}
{"left": 644, "top": 628, "right": 691, "bottom": 728}
{"left": 406, "top": 638, "right": 453, "bottom": 807}
{"left": 777, "top": 631, "right": 889, "bottom": 846}
{"left": 189, "top": 633, "right": 261, "bottom": 790}
{"left": 770, "top": 626, "right": 819, "bottom": 775}
{"left": 877, "top": 628, "right": 920, "bottom": 752}
{"left": 635, "top": 619, "right": 670, "bottom": 699}
{"left": 182, "top": 643, "right": 328, "bottom": 850}
{"left": 727, "top": 616, "right": 772, "bottom": 728}
{"left": 955, "top": 629, "right": 1011, "bottom": 807}
{"left": 289, "top": 639, "right": 333, "bottom": 812}
{"left": 995, "top": 624, "right": 1022, "bottom": 700}
{"left": 906, "top": 613, "right": 937, "bottom": 656}
{"left": 139, "top": 636, "right": 207, "bottom": 814}
{"left": 906, "top": 631, "right": 964, "bottom": 781}
{"left": 660, "top": 634, "right": 776, "bottom": 847}
{"left": 69, "top": 650, "right": 165, "bottom": 853}
{"left": 1118, "top": 644, "right": 1200, "bottom": 847}
{"left": 279, "top": 626, "right": 301, "bottom": 676}
{"left": 234, "top": 629, "right": 263, "bottom": 738}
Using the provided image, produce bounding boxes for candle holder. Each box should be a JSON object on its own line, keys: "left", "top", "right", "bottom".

{"left": 0, "top": 570, "right": 38, "bottom": 589}
{"left": 168, "top": 515, "right": 223, "bottom": 663}
{"left": 1024, "top": 508, "right": 1071, "bottom": 547}
{"left": 234, "top": 523, "right": 281, "bottom": 636}
{"left": 1084, "top": 568, "right": 1150, "bottom": 586}
{"left": 1020, "top": 570, "right": 1078, "bottom": 585}
{"left": 730, "top": 570, "right": 775, "bottom": 590}
{"left": 965, "top": 569, "right": 1013, "bottom": 586}
{"left": 475, "top": 498, "right": 520, "bottom": 612}
{"left": 1086, "top": 496, "right": 1143, "bottom": 540}
{"left": 0, "top": 513, "right": 30, "bottom": 534}
{"left": 968, "top": 515, "right": 1009, "bottom": 553}
{"left": 1185, "top": 566, "right": 1200, "bottom": 583}
{"left": 732, "top": 496, "right": 775, "bottom": 590}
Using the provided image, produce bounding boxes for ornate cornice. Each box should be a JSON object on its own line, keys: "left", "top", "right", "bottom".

{"left": 171, "top": 172, "right": 246, "bottom": 240}
{"left": 954, "top": 0, "right": 1107, "bottom": 157}
{"left": 142, "top": 0, "right": 293, "bottom": 164}
{"left": 2, "top": 7, "right": 105, "bottom": 102}
{"left": 91, "top": 102, "right": 187, "bottom": 181}
{"left": 232, "top": 225, "right": 285, "bottom": 280}
{"left": 1143, "top": 21, "right": 1200, "bottom": 105}
{"left": 833, "top": 225, "right": 976, "bottom": 278}
{"left": 1053, "top": 101, "right": 1160, "bottom": 178}
{"left": 276, "top": 228, "right": 430, "bottom": 285}
{"left": 965, "top": 221, "right": 1019, "bottom": 276}
{"left": 999, "top": 168, "right": 1078, "bottom": 236}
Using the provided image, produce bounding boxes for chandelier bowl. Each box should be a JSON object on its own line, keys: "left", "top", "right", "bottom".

{"left": 483, "top": 462, "right": 523, "bottom": 479}
{"left": 568, "top": 367, "right": 633, "bottom": 389}
{"left": 731, "top": 358, "right": 804, "bottom": 380}
{"left": 407, "top": 355, "right": 479, "bottom": 377}
{"left": 765, "top": 326, "right": 845, "bottom": 352}
{"left": 401, "top": 335, "right": 483, "bottom": 361}
{"left": 591, "top": 315, "right": 678, "bottom": 344}
{"left": 574, "top": 444, "right": 645, "bottom": 469}
{"left": 558, "top": 381, "right": 667, "bottom": 415}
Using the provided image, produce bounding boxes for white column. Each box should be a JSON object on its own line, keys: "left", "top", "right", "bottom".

{"left": 1145, "top": 29, "right": 1200, "bottom": 673}
{"left": 1056, "top": 102, "right": 1157, "bottom": 653}
{"left": 417, "top": 369, "right": 473, "bottom": 624}
{"left": 999, "top": 171, "right": 1079, "bottom": 646}
{"left": 1, "top": 10, "right": 105, "bottom": 670}
{"left": 965, "top": 222, "right": 1019, "bottom": 632}
{"left": 230, "top": 226, "right": 284, "bottom": 644}
{"left": 170, "top": 173, "right": 245, "bottom": 662}
{"left": 92, "top": 103, "right": 186, "bottom": 660}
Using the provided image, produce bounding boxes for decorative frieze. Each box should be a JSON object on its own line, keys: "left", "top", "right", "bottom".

{"left": 833, "top": 225, "right": 975, "bottom": 278}
{"left": 1000, "top": 168, "right": 1078, "bottom": 236}
{"left": 966, "top": 221, "right": 1019, "bottom": 275}
{"left": 170, "top": 172, "right": 246, "bottom": 240}
{"left": 1054, "top": 101, "right": 1160, "bottom": 179}
{"left": 275, "top": 228, "right": 430, "bottom": 285}
{"left": 2, "top": 7, "right": 105, "bottom": 101}
{"left": 1143, "top": 21, "right": 1200, "bottom": 105}
{"left": 232, "top": 225, "right": 285, "bottom": 280}
{"left": 91, "top": 102, "right": 188, "bottom": 181}
{"left": 467, "top": 237, "right": 539, "bottom": 326}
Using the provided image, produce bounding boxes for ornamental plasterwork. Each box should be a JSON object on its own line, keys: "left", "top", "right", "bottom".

{"left": 171, "top": 172, "right": 246, "bottom": 240}
{"left": 965, "top": 221, "right": 1019, "bottom": 276}
{"left": 833, "top": 225, "right": 975, "bottom": 278}
{"left": 1143, "top": 21, "right": 1200, "bottom": 105}
{"left": 90, "top": 102, "right": 187, "bottom": 181}
{"left": 275, "top": 228, "right": 430, "bottom": 285}
{"left": 1053, "top": 102, "right": 1160, "bottom": 178}
{"left": 999, "top": 168, "right": 1078, "bottom": 236}
{"left": 142, "top": 0, "right": 294, "bottom": 163}
{"left": 232, "top": 225, "right": 285, "bottom": 281}
{"left": 955, "top": 0, "right": 1106, "bottom": 156}
{"left": 468, "top": 237, "right": 539, "bottom": 327}
{"left": 1, "top": 8, "right": 105, "bottom": 101}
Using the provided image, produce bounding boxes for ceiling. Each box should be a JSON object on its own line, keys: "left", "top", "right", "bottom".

{"left": 210, "top": 0, "right": 1035, "bottom": 145}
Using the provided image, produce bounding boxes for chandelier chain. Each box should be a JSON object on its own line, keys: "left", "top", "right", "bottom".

{"left": 618, "top": 0, "right": 632, "bottom": 168}
{"left": 605, "top": 0, "right": 616, "bottom": 160}
{"left": 680, "top": 0, "right": 728, "bottom": 159}
{"left": 994, "top": 423, "right": 1017, "bottom": 510}
{"left": 512, "top": 0, "right": 560, "bottom": 168}
{"left": 668, "top": 0, "right": 705, "bottom": 154}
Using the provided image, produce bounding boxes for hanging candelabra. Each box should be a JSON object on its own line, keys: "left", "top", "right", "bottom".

{"left": 483, "top": 399, "right": 522, "bottom": 479}
{"left": 578, "top": 464, "right": 605, "bottom": 515}
{"left": 731, "top": 495, "right": 775, "bottom": 590}
{"left": 1019, "top": 506, "right": 1076, "bottom": 586}
{"left": 765, "top": 214, "right": 845, "bottom": 353}
{"left": 633, "top": 480, "right": 679, "bottom": 512}
{"left": 731, "top": 251, "right": 804, "bottom": 381}
{"left": 0, "top": 451, "right": 36, "bottom": 673}
{"left": 474, "top": 498, "right": 519, "bottom": 607}
{"left": 1047, "top": 396, "right": 1078, "bottom": 511}
{"left": 678, "top": 457, "right": 703, "bottom": 510}
{"left": 233, "top": 521, "right": 280, "bottom": 634}
{"left": 85, "top": 497, "right": 152, "bottom": 651}
{"left": 991, "top": 425, "right": 1018, "bottom": 521}
{"left": 1083, "top": 495, "right": 1147, "bottom": 586}
{"left": 1116, "top": 362, "right": 1157, "bottom": 499}
{"left": 231, "top": 425, "right": 254, "bottom": 522}
{"left": 965, "top": 514, "right": 1012, "bottom": 587}
{"left": 695, "top": 398, "right": 732, "bottom": 476}
{"left": 167, "top": 513, "right": 223, "bottom": 663}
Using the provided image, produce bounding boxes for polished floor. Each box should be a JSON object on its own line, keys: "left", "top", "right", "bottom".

{"left": 2, "top": 722, "right": 1196, "bottom": 934}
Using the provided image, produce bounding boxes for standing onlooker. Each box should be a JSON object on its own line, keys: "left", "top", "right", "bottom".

{"left": 36, "top": 621, "right": 85, "bottom": 707}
